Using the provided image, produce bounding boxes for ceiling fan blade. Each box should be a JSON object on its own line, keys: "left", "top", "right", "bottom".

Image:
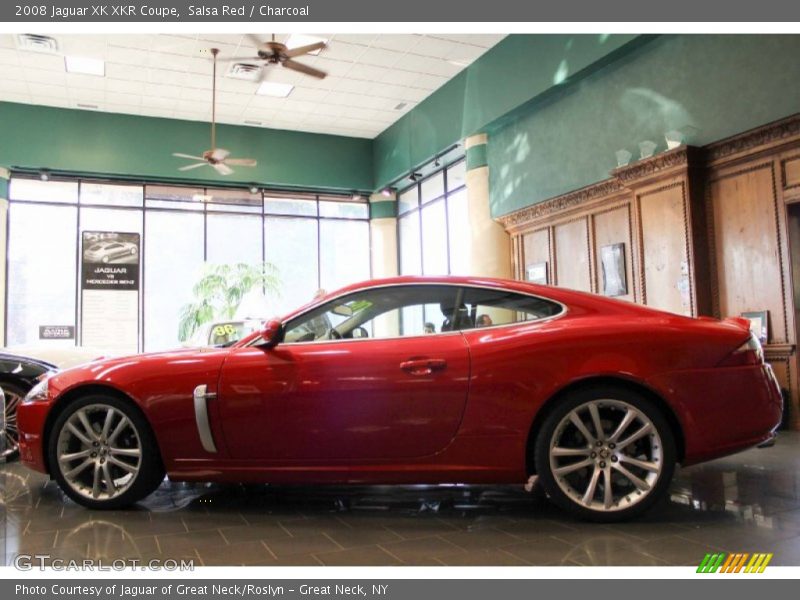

{"left": 219, "top": 55, "right": 266, "bottom": 63}
{"left": 213, "top": 163, "right": 234, "bottom": 176}
{"left": 282, "top": 59, "right": 327, "bottom": 79}
{"left": 173, "top": 153, "right": 205, "bottom": 160}
{"left": 285, "top": 42, "right": 327, "bottom": 58}
{"left": 178, "top": 163, "right": 208, "bottom": 171}
{"left": 246, "top": 34, "right": 265, "bottom": 48}
{"left": 210, "top": 148, "right": 230, "bottom": 161}
{"left": 225, "top": 158, "right": 257, "bottom": 167}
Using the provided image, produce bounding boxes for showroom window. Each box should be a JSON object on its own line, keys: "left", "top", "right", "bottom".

{"left": 5, "top": 176, "right": 370, "bottom": 352}
{"left": 397, "top": 157, "right": 468, "bottom": 277}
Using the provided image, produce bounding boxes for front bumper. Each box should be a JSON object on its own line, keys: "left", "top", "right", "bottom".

{"left": 16, "top": 399, "right": 50, "bottom": 473}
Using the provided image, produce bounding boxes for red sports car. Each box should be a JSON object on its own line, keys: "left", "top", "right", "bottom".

{"left": 16, "top": 276, "right": 783, "bottom": 521}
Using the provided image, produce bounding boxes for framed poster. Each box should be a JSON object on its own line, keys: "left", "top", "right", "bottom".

{"left": 526, "top": 262, "right": 548, "bottom": 285}
{"left": 80, "top": 231, "right": 140, "bottom": 354}
{"left": 600, "top": 243, "right": 627, "bottom": 297}
{"left": 742, "top": 310, "right": 769, "bottom": 344}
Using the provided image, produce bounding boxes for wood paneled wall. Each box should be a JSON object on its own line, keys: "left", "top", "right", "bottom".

{"left": 500, "top": 114, "right": 800, "bottom": 430}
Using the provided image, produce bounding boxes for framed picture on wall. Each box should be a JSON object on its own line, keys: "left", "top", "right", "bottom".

{"left": 742, "top": 310, "right": 769, "bottom": 344}
{"left": 526, "top": 262, "right": 548, "bottom": 285}
{"left": 600, "top": 243, "right": 627, "bottom": 297}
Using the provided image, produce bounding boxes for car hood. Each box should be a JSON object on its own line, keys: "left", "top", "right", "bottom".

{"left": 47, "top": 346, "right": 232, "bottom": 403}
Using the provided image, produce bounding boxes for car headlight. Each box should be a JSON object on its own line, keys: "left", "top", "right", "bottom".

{"left": 23, "top": 378, "right": 50, "bottom": 403}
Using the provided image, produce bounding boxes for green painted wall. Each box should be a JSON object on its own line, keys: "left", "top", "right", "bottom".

{"left": 0, "top": 102, "right": 373, "bottom": 192}
{"left": 373, "top": 34, "right": 641, "bottom": 188}
{"left": 489, "top": 34, "right": 800, "bottom": 217}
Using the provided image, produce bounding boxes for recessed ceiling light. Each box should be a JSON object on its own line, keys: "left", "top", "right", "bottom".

{"left": 257, "top": 81, "right": 294, "bottom": 97}
{"left": 285, "top": 34, "right": 327, "bottom": 56}
{"left": 65, "top": 56, "right": 105, "bottom": 76}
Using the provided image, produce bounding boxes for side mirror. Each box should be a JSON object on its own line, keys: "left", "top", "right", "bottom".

{"left": 259, "top": 319, "right": 284, "bottom": 348}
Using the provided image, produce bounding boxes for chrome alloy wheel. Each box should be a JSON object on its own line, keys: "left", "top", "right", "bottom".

{"left": 548, "top": 399, "right": 663, "bottom": 512}
{"left": 56, "top": 404, "right": 142, "bottom": 501}
{"left": 1, "top": 387, "right": 22, "bottom": 460}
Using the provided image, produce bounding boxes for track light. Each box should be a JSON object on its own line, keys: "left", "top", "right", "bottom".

{"left": 409, "top": 172, "right": 422, "bottom": 182}
{"left": 434, "top": 156, "right": 441, "bottom": 167}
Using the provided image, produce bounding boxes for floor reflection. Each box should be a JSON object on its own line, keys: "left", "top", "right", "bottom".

{"left": 2, "top": 432, "right": 800, "bottom": 566}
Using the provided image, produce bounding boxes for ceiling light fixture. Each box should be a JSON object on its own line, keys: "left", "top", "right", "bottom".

{"left": 39, "top": 169, "right": 50, "bottom": 182}
{"left": 409, "top": 172, "right": 422, "bottom": 182}
{"left": 192, "top": 193, "right": 214, "bottom": 203}
{"left": 256, "top": 81, "right": 294, "bottom": 97}
{"left": 64, "top": 56, "right": 105, "bottom": 76}
{"left": 381, "top": 187, "right": 394, "bottom": 198}
{"left": 249, "top": 185, "right": 260, "bottom": 194}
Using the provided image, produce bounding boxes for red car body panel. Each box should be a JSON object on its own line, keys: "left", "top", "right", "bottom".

{"left": 16, "top": 276, "right": 783, "bottom": 485}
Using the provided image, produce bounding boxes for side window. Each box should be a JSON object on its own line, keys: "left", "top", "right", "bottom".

{"left": 457, "top": 287, "right": 562, "bottom": 330}
{"left": 283, "top": 285, "right": 459, "bottom": 342}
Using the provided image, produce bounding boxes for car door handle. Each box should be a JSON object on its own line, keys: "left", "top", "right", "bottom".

{"left": 400, "top": 358, "right": 447, "bottom": 375}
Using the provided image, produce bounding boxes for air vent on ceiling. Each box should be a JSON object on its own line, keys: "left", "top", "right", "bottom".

{"left": 17, "top": 34, "right": 59, "bottom": 54}
{"left": 228, "top": 63, "right": 261, "bottom": 81}
{"left": 394, "top": 102, "right": 408, "bottom": 111}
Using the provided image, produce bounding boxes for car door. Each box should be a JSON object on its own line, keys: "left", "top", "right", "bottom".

{"left": 216, "top": 284, "right": 470, "bottom": 461}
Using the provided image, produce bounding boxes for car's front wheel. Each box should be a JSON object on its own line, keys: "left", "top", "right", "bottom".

{"left": 534, "top": 385, "right": 676, "bottom": 522}
{"left": 1, "top": 382, "right": 26, "bottom": 461}
{"left": 48, "top": 395, "right": 164, "bottom": 509}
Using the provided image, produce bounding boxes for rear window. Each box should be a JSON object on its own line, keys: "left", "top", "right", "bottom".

{"left": 456, "top": 287, "right": 562, "bottom": 330}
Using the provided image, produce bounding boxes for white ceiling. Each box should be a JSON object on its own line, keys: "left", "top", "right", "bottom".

{"left": 0, "top": 33, "right": 505, "bottom": 139}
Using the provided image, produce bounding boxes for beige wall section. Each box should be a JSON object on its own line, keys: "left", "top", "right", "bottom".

{"left": 463, "top": 135, "right": 512, "bottom": 279}
{"left": 370, "top": 217, "right": 398, "bottom": 279}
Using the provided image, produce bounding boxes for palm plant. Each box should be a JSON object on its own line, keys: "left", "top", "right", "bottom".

{"left": 178, "top": 262, "right": 281, "bottom": 342}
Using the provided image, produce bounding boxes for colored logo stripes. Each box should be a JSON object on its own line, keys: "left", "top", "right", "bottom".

{"left": 697, "top": 552, "right": 773, "bottom": 573}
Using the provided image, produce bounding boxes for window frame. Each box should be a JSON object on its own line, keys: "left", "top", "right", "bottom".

{"left": 5, "top": 174, "right": 371, "bottom": 350}
{"left": 396, "top": 156, "right": 466, "bottom": 277}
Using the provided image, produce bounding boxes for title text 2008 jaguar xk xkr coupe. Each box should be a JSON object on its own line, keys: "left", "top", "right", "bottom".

{"left": 16, "top": 276, "right": 783, "bottom": 521}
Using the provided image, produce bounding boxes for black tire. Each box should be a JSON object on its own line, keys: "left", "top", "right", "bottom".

{"left": 534, "top": 385, "right": 676, "bottom": 522}
{"left": 2, "top": 381, "right": 27, "bottom": 461}
{"left": 47, "top": 394, "right": 165, "bottom": 509}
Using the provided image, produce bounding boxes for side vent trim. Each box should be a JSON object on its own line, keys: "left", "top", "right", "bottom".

{"left": 193, "top": 384, "right": 218, "bottom": 453}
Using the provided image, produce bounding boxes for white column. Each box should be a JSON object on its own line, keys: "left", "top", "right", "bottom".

{"left": 369, "top": 191, "right": 398, "bottom": 279}
{"left": 464, "top": 133, "right": 512, "bottom": 279}
{"left": 0, "top": 167, "right": 9, "bottom": 345}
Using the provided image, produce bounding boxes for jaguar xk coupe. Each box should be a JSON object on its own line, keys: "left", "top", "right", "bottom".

{"left": 16, "top": 276, "right": 783, "bottom": 521}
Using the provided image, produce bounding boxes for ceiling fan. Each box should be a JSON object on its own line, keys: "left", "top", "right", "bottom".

{"left": 230, "top": 34, "right": 327, "bottom": 81}
{"left": 173, "top": 48, "right": 257, "bottom": 176}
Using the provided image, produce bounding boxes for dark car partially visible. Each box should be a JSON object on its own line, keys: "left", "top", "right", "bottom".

{"left": 1, "top": 352, "right": 56, "bottom": 460}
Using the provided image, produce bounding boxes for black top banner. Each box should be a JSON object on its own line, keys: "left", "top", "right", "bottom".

{"left": 4, "top": 0, "right": 800, "bottom": 22}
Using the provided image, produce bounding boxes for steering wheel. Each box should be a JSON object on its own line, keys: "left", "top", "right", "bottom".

{"left": 327, "top": 328, "right": 342, "bottom": 340}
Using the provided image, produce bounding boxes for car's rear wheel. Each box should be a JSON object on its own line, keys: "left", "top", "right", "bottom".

{"left": 48, "top": 395, "right": 165, "bottom": 509}
{"left": 534, "top": 385, "right": 676, "bottom": 522}
{"left": 1, "top": 382, "right": 25, "bottom": 461}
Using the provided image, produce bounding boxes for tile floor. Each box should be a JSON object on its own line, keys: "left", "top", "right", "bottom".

{"left": 3, "top": 433, "right": 800, "bottom": 567}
